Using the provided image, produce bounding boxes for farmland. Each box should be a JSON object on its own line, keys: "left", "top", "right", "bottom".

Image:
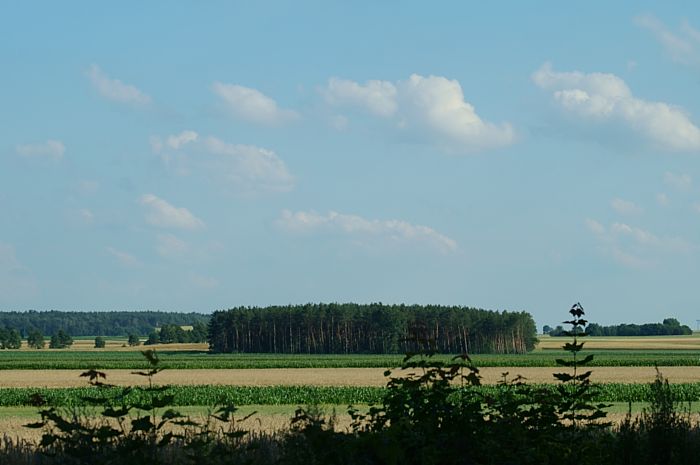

{"left": 4, "top": 331, "right": 700, "bottom": 463}
{"left": 4, "top": 334, "right": 700, "bottom": 433}
{"left": 5, "top": 346, "right": 700, "bottom": 369}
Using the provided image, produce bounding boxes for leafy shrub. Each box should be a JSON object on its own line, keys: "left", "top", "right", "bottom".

{"left": 49, "top": 330, "right": 72, "bottom": 349}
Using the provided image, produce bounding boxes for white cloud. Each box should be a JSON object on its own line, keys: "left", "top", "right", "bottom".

{"left": 79, "top": 209, "right": 94, "bottom": 224}
{"left": 107, "top": 247, "right": 140, "bottom": 267}
{"left": 166, "top": 130, "right": 198, "bottom": 150}
{"left": 0, "top": 243, "right": 38, "bottom": 301}
{"left": 87, "top": 64, "right": 151, "bottom": 106}
{"left": 212, "top": 82, "right": 299, "bottom": 125}
{"left": 323, "top": 74, "right": 515, "bottom": 153}
{"left": 584, "top": 218, "right": 606, "bottom": 235}
{"left": 611, "top": 247, "right": 648, "bottom": 269}
{"left": 331, "top": 114, "right": 349, "bottom": 131}
{"left": 324, "top": 78, "right": 398, "bottom": 117}
{"left": 139, "top": 194, "right": 205, "bottom": 230}
{"left": 635, "top": 15, "right": 700, "bottom": 65}
{"left": 151, "top": 131, "right": 294, "bottom": 194}
{"left": 156, "top": 233, "right": 188, "bottom": 258}
{"left": 16, "top": 140, "right": 65, "bottom": 160}
{"left": 586, "top": 218, "right": 695, "bottom": 268}
{"left": 203, "top": 137, "right": 294, "bottom": 193}
{"left": 278, "top": 209, "right": 458, "bottom": 254}
{"left": 611, "top": 222, "right": 659, "bottom": 246}
{"left": 664, "top": 171, "right": 692, "bottom": 190}
{"left": 657, "top": 193, "right": 669, "bottom": 206}
{"left": 532, "top": 62, "right": 700, "bottom": 151}
{"left": 611, "top": 198, "right": 643, "bottom": 215}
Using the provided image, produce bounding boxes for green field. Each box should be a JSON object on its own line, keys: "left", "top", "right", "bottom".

{"left": 3, "top": 382, "right": 700, "bottom": 407}
{"left": 1, "top": 349, "right": 700, "bottom": 369}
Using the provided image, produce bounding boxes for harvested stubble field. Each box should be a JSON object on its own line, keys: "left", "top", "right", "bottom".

{"left": 537, "top": 334, "right": 700, "bottom": 350}
{"left": 2, "top": 366, "right": 700, "bottom": 388}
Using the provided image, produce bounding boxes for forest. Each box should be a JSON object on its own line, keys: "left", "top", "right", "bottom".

{"left": 0, "top": 311, "right": 210, "bottom": 337}
{"left": 208, "top": 303, "right": 537, "bottom": 354}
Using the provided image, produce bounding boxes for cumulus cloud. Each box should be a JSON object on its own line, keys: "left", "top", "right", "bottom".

{"left": 532, "top": 62, "right": 700, "bottom": 151}
{"left": 16, "top": 140, "right": 65, "bottom": 160}
{"left": 664, "top": 171, "right": 692, "bottom": 190}
{"left": 585, "top": 218, "right": 695, "bottom": 268}
{"left": 323, "top": 74, "right": 515, "bottom": 153}
{"left": 611, "top": 198, "right": 643, "bottom": 215}
{"left": 325, "top": 78, "right": 398, "bottom": 117}
{"left": 139, "top": 194, "right": 205, "bottom": 230}
{"left": 150, "top": 131, "right": 294, "bottom": 194}
{"left": 106, "top": 247, "right": 140, "bottom": 267}
{"left": 203, "top": 137, "right": 294, "bottom": 192}
{"left": 87, "top": 64, "right": 151, "bottom": 106}
{"left": 212, "top": 82, "right": 299, "bottom": 125}
{"left": 278, "top": 209, "right": 458, "bottom": 254}
{"left": 635, "top": 14, "right": 700, "bottom": 66}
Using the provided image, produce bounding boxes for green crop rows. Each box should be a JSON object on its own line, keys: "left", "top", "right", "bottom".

{"left": 0, "top": 386, "right": 385, "bottom": 407}
{"left": 3, "top": 383, "right": 700, "bottom": 408}
{"left": 2, "top": 350, "right": 700, "bottom": 369}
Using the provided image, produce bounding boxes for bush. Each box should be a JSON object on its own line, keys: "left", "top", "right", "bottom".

{"left": 49, "top": 330, "right": 72, "bottom": 349}
{"left": 0, "top": 327, "right": 21, "bottom": 349}
{"left": 27, "top": 329, "right": 45, "bottom": 349}
{"left": 94, "top": 336, "right": 106, "bottom": 348}
{"left": 127, "top": 334, "right": 140, "bottom": 346}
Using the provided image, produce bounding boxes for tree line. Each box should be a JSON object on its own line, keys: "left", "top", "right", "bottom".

{"left": 0, "top": 327, "right": 72, "bottom": 349}
{"left": 0, "top": 311, "right": 210, "bottom": 337}
{"left": 546, "top": 317, "right": 692, "bottom": 336}
{"left": 0, "top": 321, "right": 207, "bottom": 350}
{"left": 208, "top": 303, "right": 537, "bottom": 354}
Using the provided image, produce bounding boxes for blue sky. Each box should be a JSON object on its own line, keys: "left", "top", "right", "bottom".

{"left": 2, "top": 2, "right": 700, "bottom": 328}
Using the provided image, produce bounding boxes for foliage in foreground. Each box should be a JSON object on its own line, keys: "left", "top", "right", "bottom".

{"left": 5, "top": 304, "right": 700, "bottom": 464}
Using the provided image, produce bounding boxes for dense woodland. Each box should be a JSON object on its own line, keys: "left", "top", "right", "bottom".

{"left": 208, "top": 303, "right": 537, "bottom": 354}
{"left": 547, "top": 317, "right": 692, "bottom": 336}
{"left": 0, "top": 311, "right": 210, "bottom": 337}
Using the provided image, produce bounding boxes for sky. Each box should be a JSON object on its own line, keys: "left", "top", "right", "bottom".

{"left": 2, "top": 1, "right": 700, "bottom": 328}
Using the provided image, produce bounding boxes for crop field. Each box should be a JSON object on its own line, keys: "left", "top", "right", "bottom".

{"left": 3, "top": 334, "right": 700, "bottom": 441}
{"left": 5, "top": 347, "right": 700, "bottom": 369}
{"left": 3, "top": 382, "right": 700, "bottom": 408}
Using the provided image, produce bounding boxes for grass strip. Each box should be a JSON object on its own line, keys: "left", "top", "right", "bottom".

{"left": 1, "top": 351, "right": 700, "bottom": 369}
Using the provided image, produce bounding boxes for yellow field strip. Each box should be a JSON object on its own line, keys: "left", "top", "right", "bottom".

{"left": 2, "top": 366, "right": 700, "bottom": 388}
{"left": 537, "top": 335, "right": 700, "bottom": 350}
